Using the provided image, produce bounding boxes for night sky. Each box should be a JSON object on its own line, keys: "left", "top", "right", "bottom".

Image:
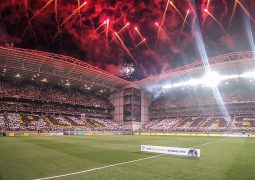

{"left": 0, "top": 0, "right": 255, "bottom": 80}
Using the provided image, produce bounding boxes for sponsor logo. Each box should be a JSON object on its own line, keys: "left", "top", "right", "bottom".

{"left": 188, "top": 149, "right": 198, "bottom": 157}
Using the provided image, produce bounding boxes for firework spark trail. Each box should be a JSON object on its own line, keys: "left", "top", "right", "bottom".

{"left": 55, "top": 0, "right": 58, "bottom": 23}
{"left": 30, "top": 0, "right": 54, "bottom": 21}
{"left": 24, "top": 0, "right": 29, "bottom": 17}
{"left": 156, "top": 0, "right": 170, "bottom": 47}
{"left": 206, "top": 0, "right": 211, "bottom": 8}
{"left": 21, "top": 0, "right": 38, "bottom": 44}
{"left": 24, "top": 0, "right": 32, "bottom": 25}
{"left": 236, "top": 0, "right": 255, "bottom": 25}
{"left": 228, "top": 0, "right": 237, "bottom": 29}
{"left": 106, "top": 19, "right": 110, "bottom": 48}
{"left": 54, "top": 0, "right": 60, "bottom": 39}
{"left": 135, "top": 27, "right": 144, "bottom": 40}
{"left": 114, "top": 32, "right": 135, "bottom": 60}
{"left": 155, "top": 22, "right": 167, "bottom": 36}
{"left": 135, "top": 27, "right": 151, "bottom": 49}
{"left": 159, "top": 0, "right": 170, "bottom": 28}
{"left": 77, "top": 0, "right": 82, "bottom": 28}
{"left": 106, "top": 23, "right": 129, "bottom": 45}
{"left": 187, "top": 0, "right": 197, "bottom": 32}
{"left": 170, "top": 1, "right": 184, "bottom": 19}
{"left": 178, "top": 10, "right": 190, "bottom": 40}
{"left": 136, "top": 38, "right": 146, "bottom": 47}
{"left": 60, "top": 1, "right": 87, "bottom": 27}
{"left": 105, "top": 19, "right": 109, "bottom": 48}
{"left": 118, "top": 22, "right": 130, "bottom": 34}
{"left": 53, "top": 1, "right": 87, "bottom": 39}
{"left": 220, "top": 0, "right": 229, "bottom": 23}
{"left": 204, "top": 9, "right": 227, "bottom": 34}
{"left": 96, "top": 21, "right": 106, "bottom": 31}
{"left": 77, "top": 0, "right": 83, "bottom": 46}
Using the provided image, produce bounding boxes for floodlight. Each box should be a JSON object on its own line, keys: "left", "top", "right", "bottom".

{"left": 221, "top": 74, "right": 239, "bottom": 80}
{"left": 162, "top": 84, "right": 173, "bottom": 89}
{"left": 240, "top": 71, "right": 255, "bottom": 78}
{"left": 202, "top": 71, "right": 221, "bottom": 87}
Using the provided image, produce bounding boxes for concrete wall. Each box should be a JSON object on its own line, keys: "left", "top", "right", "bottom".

{"left": 109, "top": 91, "right": 124, "bottom": 125}
{"left": 109, "top": 88, "right": 152, "bottom": 130}
{"left": 141, "top": 90, "right": 151, "bottom": 125}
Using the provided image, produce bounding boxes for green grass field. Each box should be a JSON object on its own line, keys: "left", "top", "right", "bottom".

{"left": 0, "top": 135, "right": 255, "bottom": 180}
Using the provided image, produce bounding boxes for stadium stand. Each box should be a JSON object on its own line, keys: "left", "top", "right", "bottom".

{"left": 0, "top": 77, "right": 127, "bottom": 132}
{"left": 140, "top": 80, "right": 255, "bottom": 134}
{"left": 140, "top": 116, "right": 255, "bottom": 133}
{"left": 0, "top": 112, "right": 125, "bottom": 131}
{"left": 0, "top": 78, "right": 114, "bottom": 110}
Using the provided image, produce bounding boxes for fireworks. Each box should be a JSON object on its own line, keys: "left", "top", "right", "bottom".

{"left": 228, "top": 0, "right": 237, "bottom": 29}
{"left": 54, "top": 0, "right": 58, "bottom": 24}
{"left": 114, "top": 32, "right": 134, "bottom": 59}
{"left": 204, "top": 9, "right": 227, "bottom": 34}
{"left": 155, "top": 22, "right": 167, "bottom": 36}
{"left": 122, "top": 63, "right": 135, "bottom": 78}
{"left": 206, "top": 0, "right": 211, "bottom": 8}
{"left": 96, "top": 21, "right": 107, "bottom": 31}
{"left": 118, "top": 22, "right": 130, "bottom": 34}
{"left": 136, "top": 38, "right": 146, "bottom": 48}
{"left": 134, "top": 27, "right": 143, "bottom": 40}
{"left": 135, "top": 27, "right": 150, "bottom": 49}
{"left": 179, "top": 10, "right": 190, "bottom": 39}
{"left": 60, "top": 1, "right": 87, "bottom": 27}
{"left": 156, "top": 0, "right": 170, "bottom": 45}
{"left": 106, "top": 19, "right": 110, "bottom": 48}
{"left": 77, "top": 0, "right": 82, "bottom": 29}
{"left": 236, "top": 0, "right": 255, "bottom": 25}
{"left": 30, "top": 0, "right": 54, "bottom": 21}
{"left": 169, "top": 1, "right": 184, "bottom": 20}
{"left": 24, "top": 0, "right": 29, "bottom": 17}
{"left": 3, "top": 0, "right": 255, "bottom": 79}
{"left": 160, "top": 0, "right": 170, "bottom": 27}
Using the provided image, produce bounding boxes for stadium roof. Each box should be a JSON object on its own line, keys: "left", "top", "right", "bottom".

{"left": 0, "top": 46, "right": 129, "bottom": 92}
{"left": 1, "top": 46, "right": 255, "bottom": 92}
{"left": 135, "top": 51, "right": 255, "bottom": 89}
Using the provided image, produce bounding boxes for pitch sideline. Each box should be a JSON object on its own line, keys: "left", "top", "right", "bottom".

{"left": 34, "top": 138, "right": 224, "bottom": 180}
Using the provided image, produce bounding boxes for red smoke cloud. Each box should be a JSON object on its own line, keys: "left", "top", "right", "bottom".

{"left": 0, "top": 0, "right": 254, "bottom": 79}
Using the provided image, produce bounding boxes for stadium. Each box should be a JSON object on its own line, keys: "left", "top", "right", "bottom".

{"left": 0, "top": 0, "right": 255, "bottom": 180}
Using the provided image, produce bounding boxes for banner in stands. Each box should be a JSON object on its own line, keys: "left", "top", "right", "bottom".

{"left": 135, "top": 132, "right": 222, "bottom": 136}
{"left": 223, "top": 134, "right": 250, "bottom": 138}
{"left": 7, "top": 132, "right": 63, "bottom": 137}
{"left": 136, "top": 132, "right": 255, "bottom": 137}
{"left": 141, "top": 145, "right": 201, "bottom": 157}
{"left": 8, "top": 132, "right": 29, "bottom": 137}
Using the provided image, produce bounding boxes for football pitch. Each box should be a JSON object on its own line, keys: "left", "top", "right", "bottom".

{"left": 0, "top": 135, "right": 254, "bottom": 180}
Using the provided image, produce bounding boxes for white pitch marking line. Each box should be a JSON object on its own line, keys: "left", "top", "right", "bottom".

{"left": 33, "top": 138, "right": 223, "bottom": 180}
{"left": 33, "top": 154, "right": 164, "bottom": 180}
{"left": 190, "top": 138, "right": 224, "bottom": 148}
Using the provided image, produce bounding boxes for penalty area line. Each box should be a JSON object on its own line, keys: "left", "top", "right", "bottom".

{"left": 34, "top": 138, "right": 223, "bottom": 180}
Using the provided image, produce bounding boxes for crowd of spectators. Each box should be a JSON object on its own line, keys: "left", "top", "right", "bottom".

{"left": 150, "top": 105, "right": 255, "bottom": 119}
{"left": 151, "top": 86, "right": 255, "bottom": 110}
{"left": 0, "top": 112, "right": 124, "bottom": 131}
{"left": 6, "top": 113, "right": 24, "bottom": 131}
{"left": 91, "top": 118, "right": 125, "bottom": 131}
{"left": 0, "top": 102, "right": 111, "bottom": 118}
{"left": 0, "top": 114, "right": 5, "bottom": 130}
{"left": 140, "top": 116, "right": 255, "bottom": 133}
{"left": 67, "top": 116, "right": 86, "bottom": 126}
{"left": 0, "top": 78, "right": 114, "bottom": 110}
